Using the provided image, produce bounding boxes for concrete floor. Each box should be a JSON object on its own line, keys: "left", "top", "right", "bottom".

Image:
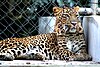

{"left": 0, "top": 60, "right": 99, "bottom": 67}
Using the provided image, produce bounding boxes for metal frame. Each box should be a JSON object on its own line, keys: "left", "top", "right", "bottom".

{"left": 79, "top": 0, "right": 99, "bottom": 15}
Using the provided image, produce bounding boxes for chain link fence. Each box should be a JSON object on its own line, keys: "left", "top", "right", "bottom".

{"left": 0, "top": 0, "right": 91, "bottom": 40}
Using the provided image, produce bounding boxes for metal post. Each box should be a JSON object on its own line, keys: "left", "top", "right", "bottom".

{"left": 91, "top": 0, "right": 98, "bottom": 15}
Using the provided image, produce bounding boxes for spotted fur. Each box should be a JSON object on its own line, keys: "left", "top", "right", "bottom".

{"left": 0, "top": 33, "right": 78, "bottom": 61}
{"left": 53, "top": 6, "right": 91, "bottom": 61}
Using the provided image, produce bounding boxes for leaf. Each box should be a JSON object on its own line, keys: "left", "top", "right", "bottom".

{"left": 57, "top": 0, "right": 64, "bottom": 7}
{"left": 42, "top": 0, "right": 49, "bottom": 4}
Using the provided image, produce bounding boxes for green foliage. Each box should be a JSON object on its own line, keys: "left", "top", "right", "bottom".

{"left": 73, "top": 0, "right": 90, "bottom": 7}
{"left": 0, "top": 0, "right": 91, "bottom": 39}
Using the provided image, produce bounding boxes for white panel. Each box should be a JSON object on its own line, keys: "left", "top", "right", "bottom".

{"left": 39, "top": 17, "right": 56, "bottom": 34}
{"left": 83, "top": 16, "right": 100, "bottom": 62}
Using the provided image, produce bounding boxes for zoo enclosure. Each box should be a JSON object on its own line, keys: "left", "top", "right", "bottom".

{"left": 0, "top": 0, "right": 100, "bottom": 40}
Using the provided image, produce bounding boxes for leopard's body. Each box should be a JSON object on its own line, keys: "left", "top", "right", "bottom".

{"left": 0, "top": 33, "right": 76, "bottom": 61}
{"left": 0, "top": 6, "right": 91, "bottom": 61}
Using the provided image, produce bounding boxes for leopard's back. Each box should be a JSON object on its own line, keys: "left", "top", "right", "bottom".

{"left": 0, "top": 33, "right": 59, "bottom": 60}
{"left": 0, "top": 33, "right": 75, "bottom": 61}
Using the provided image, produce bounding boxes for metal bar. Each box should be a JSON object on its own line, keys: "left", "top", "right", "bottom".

{"left": 91, "top": 0, "right": 98, "bottom": 15}
{"left": 78, "top": 8, "right": 100, "bottom": 15}
{"left": 78, "top": 0, "right": 99, "bottom": 15}
{"left": 96, "top": 8, "right": 100, "bottom": 15}
{"left": 79, "top": 8, "right": 93, "bottom": 15}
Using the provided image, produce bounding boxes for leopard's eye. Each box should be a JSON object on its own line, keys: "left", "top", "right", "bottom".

{"left": 66, "top": 10, "right": 68, "bottom": 12}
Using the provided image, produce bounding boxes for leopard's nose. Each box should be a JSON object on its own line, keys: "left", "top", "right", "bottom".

{"left": 71, "top": 21, "right": 77, "bottom": 26}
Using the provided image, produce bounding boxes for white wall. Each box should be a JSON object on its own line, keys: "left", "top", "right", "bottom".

{"left": 83, "top": 16, "right": 100, "bottom": 62}
{"left": 39, "top": 17, "right": 56, "bottom": 34}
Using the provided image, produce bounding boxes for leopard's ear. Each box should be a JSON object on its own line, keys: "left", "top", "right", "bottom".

{"left": 53, "top": 7, "right": 63, "bottom": 13}
{"left": 73, "top": 6, "right": 79, "bottom": 12}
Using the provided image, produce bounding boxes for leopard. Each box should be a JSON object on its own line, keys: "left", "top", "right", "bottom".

{"left": 0, "top": 33, "right": 78, "bottom": 61}
{"left": 0, "top": 6, "right": 91, "bottom": 61}
{"left": 53, "top": 6, "right": 92, "bottom": 61}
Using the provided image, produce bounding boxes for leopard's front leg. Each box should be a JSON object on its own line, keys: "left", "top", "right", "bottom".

{"left": 16, "top": 53, "right": 46, "bottom": 60}
{"left": 53, "top": 46, "right": 76, "bottom": 61}
{"left": 0, "top": 52, "right": 15, "bottom": 61}
{"left": 73, "top": 48, "right": 92, "bottom": 61}
{"left": 53, "top": 46, "right": 91, "bottom": 61}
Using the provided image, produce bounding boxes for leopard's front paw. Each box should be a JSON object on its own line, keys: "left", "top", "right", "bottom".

{"left": 71, "top": 53, "right": 92, "bottom": 61}
{"left": 69, "top": 55, "right": 77, "bottom": 61}
{"left": 0, "top": 55, "right": 14, "bottom": 61}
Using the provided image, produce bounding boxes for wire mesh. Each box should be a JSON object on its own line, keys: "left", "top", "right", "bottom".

{"left": 0, "top": 0, "right": 90, "bottom": 40}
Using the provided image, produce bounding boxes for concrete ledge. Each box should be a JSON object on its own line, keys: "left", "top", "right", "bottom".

{"left": 0, "top": 60, "right": 99, "bottom": 67}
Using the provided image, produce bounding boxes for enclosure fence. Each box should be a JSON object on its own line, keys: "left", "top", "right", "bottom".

{"left": 0, "top": 0, "right": 99, "bottom": 40}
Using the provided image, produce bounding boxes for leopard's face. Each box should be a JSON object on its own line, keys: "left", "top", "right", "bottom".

{"left": 53, "top": 6, "right": 83, "bottom": 35}
{"left": 66, "top": 6, "right": 82, "bottom": 33}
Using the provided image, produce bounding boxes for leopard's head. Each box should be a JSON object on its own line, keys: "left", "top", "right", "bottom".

{"left": 53, "top": 6, "right": 82, "bottom": 35}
